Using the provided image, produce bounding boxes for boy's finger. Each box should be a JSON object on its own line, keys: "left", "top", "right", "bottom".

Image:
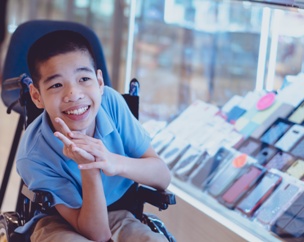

{"left": 78, "top": 161, "right": 106, "bottom": 170}
{"left": 54, "top": 117, "right": 72, "bottom": 136}
{"left": 72, "top": 146, "right": 95, "bottom": 162}
{"left": 54, "top": 131, "right": 73, "bottom": 146}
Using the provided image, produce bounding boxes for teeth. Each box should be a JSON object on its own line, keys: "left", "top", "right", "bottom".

{"left": 66, "top": 106, "right": 88, "bottom": 115}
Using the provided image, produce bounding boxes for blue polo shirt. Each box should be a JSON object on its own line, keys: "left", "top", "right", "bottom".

{"left": 16, "top": 86, "right": 151, "bottom": 209}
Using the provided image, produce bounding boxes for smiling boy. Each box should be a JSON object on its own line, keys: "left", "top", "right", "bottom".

{"left": 16, "top": 30, "right": 171, "bottom": 242}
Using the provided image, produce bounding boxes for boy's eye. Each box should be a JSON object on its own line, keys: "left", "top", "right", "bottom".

{"left": 80, "top": 77, "right": 90, "bottom": 82}
{"left": 48, "top": 83, "right": 62, "bottom": 89}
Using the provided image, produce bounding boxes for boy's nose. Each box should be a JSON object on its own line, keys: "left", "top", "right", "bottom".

{"left": 63, "top": 87, "right": 84, "bottom": 102}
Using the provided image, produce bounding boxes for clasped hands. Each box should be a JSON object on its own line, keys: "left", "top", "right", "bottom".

{"left": 53, "top": 117, "right": 117, "bottom": 176}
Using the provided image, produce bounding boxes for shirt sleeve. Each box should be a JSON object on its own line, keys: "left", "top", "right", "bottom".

{"left": 102, "top": 86, "right": 151, "bottom": 158}
{"left": 17, "top": 157, "right": 83, "bottom": 209}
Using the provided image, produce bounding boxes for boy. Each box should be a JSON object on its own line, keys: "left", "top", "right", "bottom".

{"left": 16, "top": 30, "right": 171, "bottom": 242}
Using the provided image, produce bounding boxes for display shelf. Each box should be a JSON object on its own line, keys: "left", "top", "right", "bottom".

{"left": 129, "top": 1, "right": 304, "bottom": 240}
{"left": 169, "top": 177, "right": 282, "bottom": 242}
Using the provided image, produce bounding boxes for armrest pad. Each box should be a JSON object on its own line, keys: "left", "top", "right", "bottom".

{"left": 21, "top": 185, "right": 53, "bottom": 210}
{"left": 21, "top": 184, "right": 177, "bottom": 212}
{"left": 137, "top": 185, "right": 176, "bottom": 210}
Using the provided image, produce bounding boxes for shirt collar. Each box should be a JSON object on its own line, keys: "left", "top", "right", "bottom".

{"left": 94, "top": 106, "right": 114, "bottom": 138}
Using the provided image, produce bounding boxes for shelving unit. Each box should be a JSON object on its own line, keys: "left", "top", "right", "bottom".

{"left": 169, "top": 178, "right": 282, "bottom": 242}
{"left": 130, "top": 1, "right": 304, "bottom": 241}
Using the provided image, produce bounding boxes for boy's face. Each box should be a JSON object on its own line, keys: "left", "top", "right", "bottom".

{"left": 30, "top": 50, "right": 104, "bottom": 136}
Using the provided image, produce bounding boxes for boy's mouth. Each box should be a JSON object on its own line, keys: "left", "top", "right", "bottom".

{"left": 63, "top": 105, "right": 90, "bottom": 115}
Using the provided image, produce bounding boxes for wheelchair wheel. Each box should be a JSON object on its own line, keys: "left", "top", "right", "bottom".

{"left": 0, "top": 212, "right": 25, "bottom": 242}
{"left": 0, "top": 215, "right": 9, "bottom": 242}
{"left": 142, "top": 213, "right": 176, "bottom": 242}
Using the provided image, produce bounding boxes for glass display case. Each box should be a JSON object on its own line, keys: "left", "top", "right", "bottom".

{"left": 127, "top": 0, "right": 304, "bottom": 241}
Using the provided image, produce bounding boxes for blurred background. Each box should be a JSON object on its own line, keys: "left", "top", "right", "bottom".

{"left": 2, "top": 0, "right": 304, "bottom": 122}
{"left": 1, "top": 0, "right": 304, "bottom": 240}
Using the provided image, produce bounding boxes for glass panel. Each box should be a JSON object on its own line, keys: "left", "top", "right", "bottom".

{"left": 129, "top": 0, "right": 304, "bottom": 122}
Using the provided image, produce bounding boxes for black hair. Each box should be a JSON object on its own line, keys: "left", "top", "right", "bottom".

{"left": 27, "top": 30, "right": 96, "bottom": 87}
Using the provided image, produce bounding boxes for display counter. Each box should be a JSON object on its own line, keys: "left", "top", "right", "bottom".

{"left": 143, "top": 78, "right": 304, "bottom": 241}
{"left": 128, "top": 1, "right": 304, "bottom": 241}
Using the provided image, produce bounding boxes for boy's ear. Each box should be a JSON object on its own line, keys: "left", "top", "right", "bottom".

{"left": 97, "top": 69, "right": 104, "bottom": 95}
{"left": 30, "top": 84, "right": 44, "bottom": 109}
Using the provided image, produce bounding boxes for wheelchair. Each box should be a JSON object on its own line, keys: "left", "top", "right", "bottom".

{"left": 0, "top": 20, "right": 176, "bottom": 242}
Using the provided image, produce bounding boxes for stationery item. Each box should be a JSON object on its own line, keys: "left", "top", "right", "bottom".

{"left": 151, "top": 130, "right": 175, "bottom": 154}
{"left": 226, "top": 91, "right": 264, "bottom": 124}
{"left": 265, "top": 151, "right": 295, "bottom": 171}
{"left": 255, "top": 180, "right": 301, "bottom": 228}
{"left": 189, "top": 147, "right": 234, "bottom": 190}
{"left": 219, "top": 164, "right": 266, "bottom": 209}
{"left": 285, "top": 159, "right": 304, "bottom": 180}
{"left": 274, "top": 124, "right": 304, "bottom": 152}
{"left": 256, "top": 92, "right": 276, "bottom": 111}
{"left": 290, "top": 137, "right": 304, "bottom": 160}
{"left": 235, "top": 137, "right": 262, "bottom": 156}
{"left": 253, "top": 146, "right": 278, "bottom": 165}
{"left": 166, "top": 100, "right": 219, "bottom": 138}
{"left": 207, "top": 152, "right": 251, "bottom": 198}
{"left": 239, "top": 121, "right": 259, "bottom": 138}
{"left": 236, "top": 171, "right": 282, "bottom": 217}
{"left": 160, "top": 138, "right": 190, "bottom": 169}
{"left": 174, "top": 151, "right": 210, "bottom": 181}
{"left": 250, "top": 103, "right": 294, "bottom": 139}
{"left": 234, "top": 116, "right": 250, "bottom": 132}
{"left": 226, "top": 106, "right": 246, "bottom": 124}
{"left": 288, "top": 100, "right": 304, "bottom": 124}
{"left": 260, "top": 118, "right": 292, "bottom": 145}
{"left": 239, "top": 91, "right": 264, "bottom": 111}
{"left": 142, "top": 119, "right": 167, "bottom": 138}
{"left": 251, "top": 100, "right": 281, "bottom": 125}
{"left": 172, "top": 145, "right": 202, "bottom": 173}
{"left": 271, "top": 192, "right": 304, "bottom": 240}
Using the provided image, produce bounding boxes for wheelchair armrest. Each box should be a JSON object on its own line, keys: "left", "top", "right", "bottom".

{"left": 21, "top": 184, "right": 53, "bottom": 212}
{"left": 137, "top": 185, "right": 176, "bottom": 210}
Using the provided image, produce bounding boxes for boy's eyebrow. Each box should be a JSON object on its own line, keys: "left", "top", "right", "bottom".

{"left": 76, "top": 66, "right": 94, "bottom": 73}
{"left": 42, "top": 74, "right": 61, "bottom": 85}
{"left": 42, "top": 66, "right": 94, "bottom": 84}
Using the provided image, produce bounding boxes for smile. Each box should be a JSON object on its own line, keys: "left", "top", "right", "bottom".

{"left": 64, "top": 106, "right": 89, "bottom": 115}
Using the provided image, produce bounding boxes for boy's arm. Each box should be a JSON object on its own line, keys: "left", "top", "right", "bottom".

{"left": 111, "top": 145, "right": 171, "bottom": 190}
{"left": 56, "top": 169, "right": 111, "bottom": 241}
{"left": 53, "top": 121, "right": 111, "bottom": 242}
{"left": 55, "top": 169, "right": 111, "bottom": 242}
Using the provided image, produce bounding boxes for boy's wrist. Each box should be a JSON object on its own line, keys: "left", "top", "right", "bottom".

{"left": 80, "top": 168, "right": 101, "bottom": 177}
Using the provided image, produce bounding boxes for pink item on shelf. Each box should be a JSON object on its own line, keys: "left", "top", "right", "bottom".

{"left": 256, "top": 92, "right": 276, "bottom": 111}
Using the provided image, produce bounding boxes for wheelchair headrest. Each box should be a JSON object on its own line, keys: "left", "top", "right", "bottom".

{"left": 1, "top": 20, "right": 111, "bottom": 115}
